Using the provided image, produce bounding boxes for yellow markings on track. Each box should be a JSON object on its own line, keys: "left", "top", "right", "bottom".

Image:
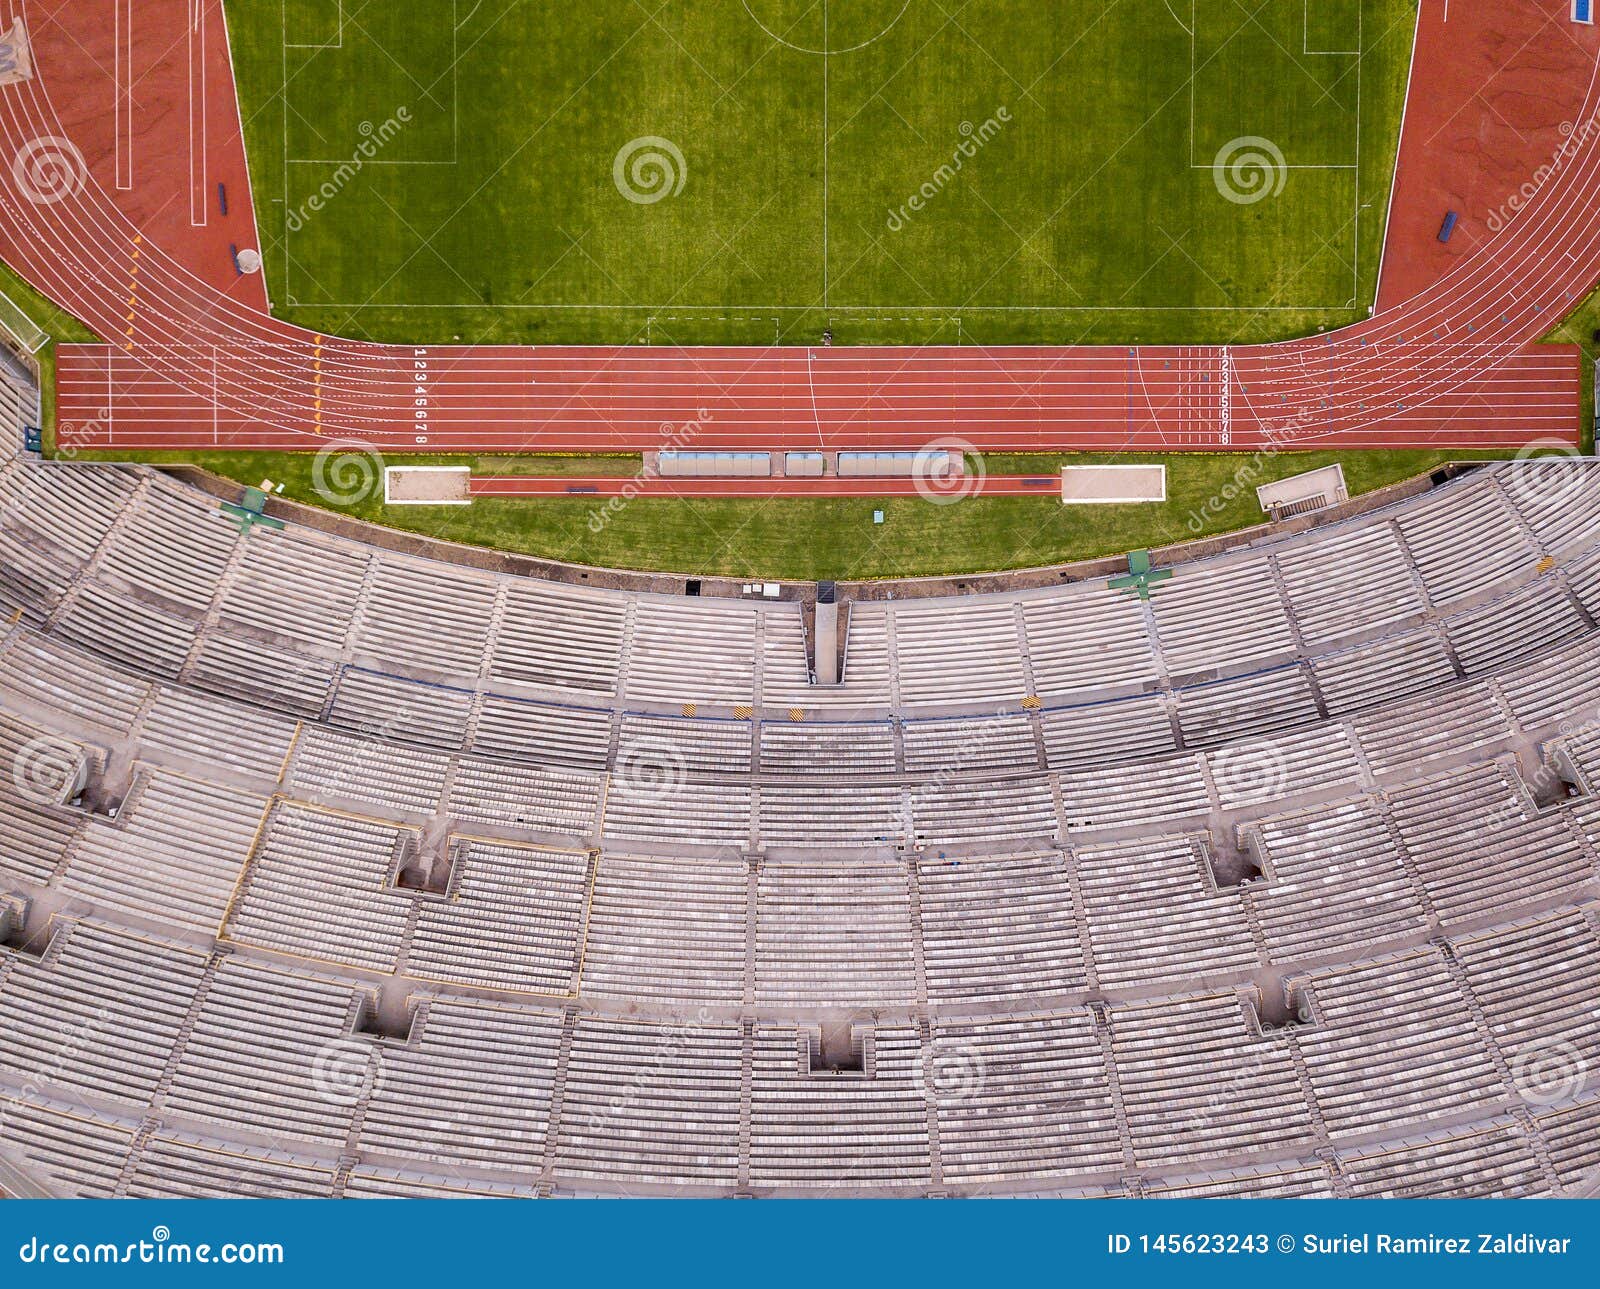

{"left": 124, "top": 240, "right": 140, "bottom": 346}
{"left": 314, "top": 341, "right": 323, "bottom": 428}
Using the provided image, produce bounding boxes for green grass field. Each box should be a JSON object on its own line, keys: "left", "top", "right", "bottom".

{"left": 29, "top": 0, "right": 1569, "bottom": 580}
{"left": 227, "top": 0, "right": 1414, "bottom": 347}
{"left": 60, "top": 445, "right": 1505, "bottom": 579}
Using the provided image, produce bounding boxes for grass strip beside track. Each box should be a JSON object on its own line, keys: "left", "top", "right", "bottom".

{"left": 66, "top": 446, "right": 1512, "bottom": 579}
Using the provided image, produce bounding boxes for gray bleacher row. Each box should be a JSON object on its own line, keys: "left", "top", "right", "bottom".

{"left": 0, "top": 908, "right": 1596, "bottom": 1197}
{"left": 26, "top": 564, "right": 1600, "bottom": 777}
{"left": 0, "top": 578, "right": 1593, "bottom": 1202}
{"left": 1, "top": 420, "right": 1598, "bottom": 1195}
{"left": 0, "top": 656, "right": 1593, "bottom": 1189}
{"left": 0, "top": 575, "right": 1593, "bottom": 940}
{"left": 0, "top": 453, "right": 1595, "bottom": 736}
{"left": 3, "top": 609, "right": 1598, "bottom": 868}
{"left": 2, "top": 639, "right": 1598, "bottom": 1020}
{"left": 0, "top": 485, "right": 1595, "bottom": 1006}
{"left": 14, "top": 764, "right": 1595, "bottom": 1011}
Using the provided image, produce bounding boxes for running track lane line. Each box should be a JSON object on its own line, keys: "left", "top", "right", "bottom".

{"left": 11, "top": 0, "right": 1592, "bottom": 465}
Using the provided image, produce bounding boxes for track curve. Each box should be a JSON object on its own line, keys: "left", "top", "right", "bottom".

{"left": 0, "top": 0, "right": 1589, "bottom": 460}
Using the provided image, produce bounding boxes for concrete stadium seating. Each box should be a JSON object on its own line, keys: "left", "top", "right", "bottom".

{"left": 0, "top": 391, "right": 1597, "bottom": 1196}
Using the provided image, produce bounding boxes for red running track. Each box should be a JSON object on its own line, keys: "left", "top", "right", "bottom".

{"left": 469, "top": 474, "right": 1063, "bottom": 499}
{"left": 0, "top": 0, "right": 1591, "bottom": 458}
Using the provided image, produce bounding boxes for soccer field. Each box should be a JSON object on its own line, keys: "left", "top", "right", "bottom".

{"left": 227, "top": 0, "right": 1413, "bottom": 347}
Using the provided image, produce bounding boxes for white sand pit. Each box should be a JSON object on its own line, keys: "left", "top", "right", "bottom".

{"left": 384, "top": 466, "right": 471, "bottom": 505}
{"left": 1059, "top": 464, "right": 1167, "bottom": 504}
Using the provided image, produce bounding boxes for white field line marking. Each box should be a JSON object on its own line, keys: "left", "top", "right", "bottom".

{"left": 190, "top": 0, "right": 209, "bottom": 227}
{"left": 294, "top": 301, "right": 1365, "bottom": 312}
{"left": 1373, "top": 0, "right": 1423, "bottom": 303}
{"left": 270, "top": 0, "right": 1374, "bottom": 321}
{"left": 1353, "top": 2, "right": 1362, "bottom": 302}
{"left": 284, "top": 0, "right": 345, "bottom": 49}
{"left": 1303, "top": 0, "right": 1361, "bottom": 54}
{"left": 823, "top": 0, "right": 830, "bottom": 312}
{"left": 116, "top": 0, "right": 133, "bottom": 190}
